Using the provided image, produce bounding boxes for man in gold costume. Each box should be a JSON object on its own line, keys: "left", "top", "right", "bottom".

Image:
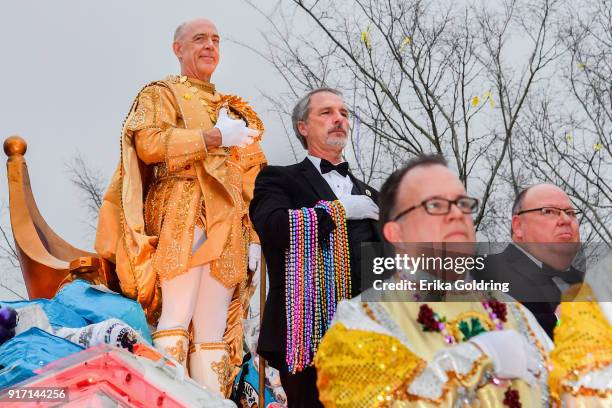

{"left": 95, "top": 18, "right": 266, "bottom": 396}
{"left": 315, "top": 155, "right": 553, "bottom": 407}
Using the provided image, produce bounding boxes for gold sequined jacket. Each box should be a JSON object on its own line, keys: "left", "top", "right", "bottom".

{"left": 315, "top": 292, "right": 553, "bottom": 407}
{"left": 549, "top": 285, "right": 612, "bottom": 407}
{"left": 95, "top": 75, "right": 267, "bottom": 324}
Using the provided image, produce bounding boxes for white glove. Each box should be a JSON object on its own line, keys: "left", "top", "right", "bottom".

{"left": 339, "top": 194, "right": 379, "bottom": 220}
{"left": 248, "top": 243, "right": 262, "bottom": 286}
{"left": 470, "top": 330, "right": 540, "bottom": 385}
{"left": 214, "top": 108, "right": 258, "bottom": 147}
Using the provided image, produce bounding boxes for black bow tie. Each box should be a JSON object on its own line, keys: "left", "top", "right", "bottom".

{"left": 320, "top": 159, "right": 349, "bottom": 177}
{"left": 541, "top": 264, "right": 583, "bottom": 284}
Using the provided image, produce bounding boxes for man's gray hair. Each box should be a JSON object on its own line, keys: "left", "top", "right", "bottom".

{"left": 291, "top": 87, "right": 343, "bottom": 149}
{"left": 174, "top": 22, "right": 187, "bottom": 41}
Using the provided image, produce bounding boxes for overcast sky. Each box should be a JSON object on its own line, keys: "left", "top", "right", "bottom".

{"left": 0, "top": 1, "right": 295, "bottom": 244}
{"left": 0, "top": 0, "right": 299, "bottom": 299}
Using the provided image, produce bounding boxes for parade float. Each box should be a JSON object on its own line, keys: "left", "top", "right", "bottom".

{"left": 0, "top": 136, "right": 284, "bottom": 407}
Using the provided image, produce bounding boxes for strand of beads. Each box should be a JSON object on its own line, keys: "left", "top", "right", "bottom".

{"left": 295, "top": 211, "right": 310, "bottom": 370}
{"left": 417, "top": 304, "right": 455, "bottom": 344}
{"left": 310, "top": 208, "right": 322, "bottom": 355}
{"left": 481, "top": 300, "right": 507, "bottom": 330}
{"left": 312, "top": 202, "right": 332, "bottom": 353}
{"left": 329, "top": 201, "right": 351, "bottom": 299}
{"left": 303, "top": 207, "right": 317, "bottom": 367}
{"left": 321, "top": 240, "right": 334, "bottom": 332}
{"left": 315, "top": 201, "right": 352, "bottom": 304}
{"left": 284, "top": 200, "right": 353, "bottom": 373}
{"left": 285, "top": 209, "right": 297, "bottom": 371}
{"left": 285, "top": 207, "right": 317, "bottom": 372}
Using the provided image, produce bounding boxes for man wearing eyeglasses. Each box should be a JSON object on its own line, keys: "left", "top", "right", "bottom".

{"left": 315, "top": 155, "right": 552, "bottom": 407}
{"left": 478, "top": 183, "right": 583, "bottom": 338}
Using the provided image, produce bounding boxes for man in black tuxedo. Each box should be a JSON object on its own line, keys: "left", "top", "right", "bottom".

{"left": 480, "top": 183, "right": 583, "bottom": 338}
{"left": 249, "top": 87, "right": 381, "bottom": 407}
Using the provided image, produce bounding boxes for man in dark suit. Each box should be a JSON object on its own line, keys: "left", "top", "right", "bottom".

{"left": 480, "top": 184, "right": 583, "bottom": 338}
{"left": 249, "top": 87, "right": 381, "bottom": 407}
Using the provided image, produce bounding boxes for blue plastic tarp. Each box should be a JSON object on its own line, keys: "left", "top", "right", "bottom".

{"left": 0, "top": 299, "right": 86, "bottom": 329}
{"left": 53, "top": 280, "right": 151, "bottom": 343}
{"left": 0, "top": 328, "right": 83, "bottom": 389}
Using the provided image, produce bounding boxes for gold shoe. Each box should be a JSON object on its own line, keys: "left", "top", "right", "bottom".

{"left": 152, "top": 327, "right": 190, "bottom": 373}
{"left": 188, "top": 342, "right": 232, "bottom": 397}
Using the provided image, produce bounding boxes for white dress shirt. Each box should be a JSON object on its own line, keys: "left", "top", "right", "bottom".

{"left": 307, "top": 155, "right": 354, "bottom": 198}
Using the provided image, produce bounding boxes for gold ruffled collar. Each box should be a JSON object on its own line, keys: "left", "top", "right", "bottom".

{"left": 175, "top": 75, "right": 216, "bottom": 94}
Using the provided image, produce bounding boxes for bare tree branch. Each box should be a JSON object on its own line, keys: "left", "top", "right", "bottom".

{"left": 244, "top": 0, "right": 581, "bottom": 240}
{"left": 65, "top": 153, "right": 105, "bottom": 232}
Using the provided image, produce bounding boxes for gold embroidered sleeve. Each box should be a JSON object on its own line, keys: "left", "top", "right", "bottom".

{"left": 164, "top": 128, "right": 207, "bottom": 171}
{"left": 550, "top": 298, "right": 612, "bottom": 406}
{"left": 130, "top": 85, "right": 207, "bottom": 169}
{"left": 315, "top": 323, "right": 424, "bottom": 407}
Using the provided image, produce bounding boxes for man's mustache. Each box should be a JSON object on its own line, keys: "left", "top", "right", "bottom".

{"left": 328, "top": 126, "right": 347, "bottom": 136}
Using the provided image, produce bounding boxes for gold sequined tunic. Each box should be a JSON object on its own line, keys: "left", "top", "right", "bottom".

{"left": 315, "top": 293, "right": 553, "bottom": 407}
{"left": 549, "top": 285, "right": 612, "bottom": 407}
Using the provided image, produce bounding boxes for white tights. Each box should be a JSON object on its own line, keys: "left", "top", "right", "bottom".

{"left": 156, "top": 227, "right": 234, "bottom": 343}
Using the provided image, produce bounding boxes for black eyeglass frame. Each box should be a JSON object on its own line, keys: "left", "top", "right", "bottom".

{"left": 392, "top": 196, "right": 480, "bottom": 222}
{"left": 515, "top": 206, "right": 582, "bottom": 218}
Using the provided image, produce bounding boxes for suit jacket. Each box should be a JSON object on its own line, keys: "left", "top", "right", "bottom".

{"left": 249, "top": 158, "right": 381, "bottom": 370}
{"left": 478, "top": 244, "right": 583, "bottom": 338}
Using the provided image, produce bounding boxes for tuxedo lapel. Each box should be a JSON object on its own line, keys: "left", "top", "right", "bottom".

{"left": 505, "top": 245, "right": 582, "bottom": 286}
{"left": 503, "top": 245, "right": 550, "bottom": 284}
{"left": 348, "top": 172, "right": 377, "bottom": 199}
{"left": 348, "top": 172, "right": 382, "bottom": 241}
{"left": 502, "top": 245, "right": 564, "bottom": 303}
{"left": 348, "top": 173, "right": 364, "bottom": 195}
{"left": 298, "top": 158, "right": 337, "bottom": 201}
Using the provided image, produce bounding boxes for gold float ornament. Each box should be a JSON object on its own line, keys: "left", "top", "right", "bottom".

{"left": 3, "top": 136, "right": 118, "bottom": 300}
